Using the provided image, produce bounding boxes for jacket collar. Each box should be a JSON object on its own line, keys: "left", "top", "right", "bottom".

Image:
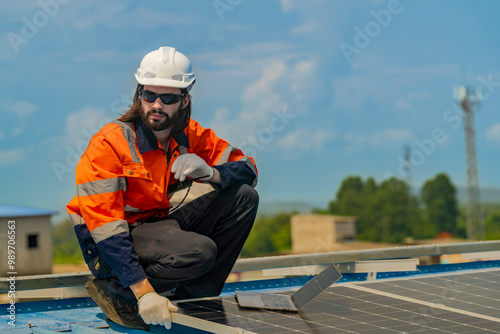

{"left": 134, "top": 118, "right": 190, "bottom": 155}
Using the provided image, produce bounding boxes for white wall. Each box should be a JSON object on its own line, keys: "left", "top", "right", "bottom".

{"left": 0, "top": 216, "right": 53, "bottom": 276}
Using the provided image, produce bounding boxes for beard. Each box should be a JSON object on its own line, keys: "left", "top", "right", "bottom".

{"left": 141, "top": 104, "right": 183, "bottom": 132}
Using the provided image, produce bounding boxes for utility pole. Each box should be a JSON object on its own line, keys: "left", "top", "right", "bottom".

{"left": 404, "top": 145, "right": 412, "bottom": 188}
{"left": 403, "top": 145, "right": 414, "bottom": 227}
{"left": 453, "top": 86, "right": 484, "bottom": 240}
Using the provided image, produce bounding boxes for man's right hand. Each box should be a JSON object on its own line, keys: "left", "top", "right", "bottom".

{"left": 137, "top": 292, "right": 178, "bottom": 329}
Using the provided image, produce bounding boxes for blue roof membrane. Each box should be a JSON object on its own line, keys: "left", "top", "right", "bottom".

{"left": 0, "top": 298, "right": 210, "bottom": 334}
{"left": 224, "top": 258, "right": 500, "bottom": 294}
{"left": 2, "top": 259, "right": 500, "bottom": 333}
{"left": 0, "top": 204, "right": 53, "bottom": 218}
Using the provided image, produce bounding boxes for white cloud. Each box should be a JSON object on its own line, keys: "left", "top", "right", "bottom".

{"left": 352, "top": 57, "right": 458, "bottom": 76}
{"left": 73, "top": 49, "right": 126, "bottom": 64}
{"left": 12, "top": 101, "right": 37, "bottom": 117}
{"left": 210, "top": 107, "right": 231, "bottom": 133}
{"left": 0, "top": 99, "right": 37, "bottom": 136}
{"left": 278, "top": 128, "right": 331, "bottom": 150}
{"left": 1, "top": 2, "right": 45, "bottom": 25}
{"left": 71, "top": 2, "right": 127, "bottom": 30}
{"left": 486, "top": 123, "right": 500, "bottom": 143}
{"left": 200, "top": 38, "right": 329, "bottom": 160}
{"left": 395, "top": 98, "right": 412, "bottom": 110}
{"left": 193, "top": 42, "right": 296, "bottom": 73}
{"left": 241, "top": 61, "right": 286, "bottom": 122}
{"left": 226, "top": 24, "right": 257, "bottom": 32}
{"left": 0, "top": 99, "right": 38, "bottom": 118}
{"left": 65, "top": 107, "right": 112, "bottom": 146}
{"left": 291, "top": 21, "right": 319, "bottom": 35}
{"left": 208, "top": 54, "right": 321, "bottom": 151}
{"left": 394, "top": 92, "right": 429, "bottom": 111}
{"left": 0, "top": 148, "right": 25, "bottom": 166}
{"left": 209, "top": 61, "right": 286, "bottom": 142}
{"left": 11, "top": 126, "right": 23, "bottom": 137}
{"left": 346, "top": 128, "right": 413, "bottom": 148}
{"left": 289, "top": 60, "right": 315, "bottom": 94}
{"left": 69, "top": 3, "right": 193, "bottom": 31}
{"left": 332, "top": 63, "right": 455, "bottom": 117}
{"left": 280, "top": 0, "right": 296, "bottom": 12}
{"left": 332, "top": 75, "right": 382, "bottom": 114}
{"left": 281, "top": 0, "right": 329, "bottom": 13}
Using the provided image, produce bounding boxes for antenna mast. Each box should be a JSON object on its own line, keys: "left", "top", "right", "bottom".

{"left": 454, "top": 86, "right": 484, "bottom": 240}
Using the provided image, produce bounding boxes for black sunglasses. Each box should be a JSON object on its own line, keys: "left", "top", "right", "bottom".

{"left": 139, "top": 89, "right": 185, "bottom": 105}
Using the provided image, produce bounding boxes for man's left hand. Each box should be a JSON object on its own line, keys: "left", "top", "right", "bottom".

{"left": 138, "top": 292, "right": 178, "bottom": 329}
{"left": 171, "top": 153, "right": 214, "bottom": 182}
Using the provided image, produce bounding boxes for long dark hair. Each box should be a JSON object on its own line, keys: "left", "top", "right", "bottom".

{"left": 119, "top": 84, "right": 192, "bottom": 136}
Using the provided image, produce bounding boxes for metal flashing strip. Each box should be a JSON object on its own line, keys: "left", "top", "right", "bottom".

{"left": 172, "top": 313, "right": 255, "bottom": 334}
{"left": 0, "top": 329, "right": 32, "bottom": 334}
{"left": 262, "top": 259, "right": 419, "bottom": 278}
{"left": 31, "top": 327, "right": 61, "bottom": 334}
{"left": 338, "top": 259, "right": 419, "bottom": 274}
{"left": 462, "top": 250, "right": 500, "bottom": 259}
{"left": 0, "top": 272, "right": 93, "bottom": 293}
{"left": 233, "top": 240, "right": 500, "bottom": 272}
{"left": 9, "top": 286, "right": 88, "bottom": 299}
{"left": 69, "top": 324, "right": 107, "bottom": 334}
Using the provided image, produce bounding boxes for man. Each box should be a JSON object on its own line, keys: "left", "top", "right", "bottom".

{"left": 66, "top": 46, "right": 258, "bottom": 329}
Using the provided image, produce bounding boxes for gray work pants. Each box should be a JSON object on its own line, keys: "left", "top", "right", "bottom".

{"left": 89, "top": 183, "right": 258, "bottom": 302}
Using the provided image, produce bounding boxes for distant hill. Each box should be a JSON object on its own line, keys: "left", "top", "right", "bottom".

{"left": 258, "top": 187, "right": 500, "bottom": 217}
{"left": 257, "top": 201, "right": 318, "bottom": 217}
{"left": 456, "top": 187, "right": 500, "bottom": 204}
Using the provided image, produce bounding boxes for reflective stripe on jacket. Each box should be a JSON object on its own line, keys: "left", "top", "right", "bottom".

{"left": 66, "top": 118, "right": 257, "bottom": 287}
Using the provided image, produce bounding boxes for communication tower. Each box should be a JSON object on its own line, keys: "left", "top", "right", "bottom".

{"left": 453, "top": 86, "right": 484, "bottom": 240}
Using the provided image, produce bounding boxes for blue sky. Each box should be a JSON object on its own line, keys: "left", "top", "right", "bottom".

{"left": 1, "top": 0, "right": 500, "bottom": 221}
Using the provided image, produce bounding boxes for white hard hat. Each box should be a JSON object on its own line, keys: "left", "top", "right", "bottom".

{"left": 135, "top": 47, "right": 196, "bottom": 91}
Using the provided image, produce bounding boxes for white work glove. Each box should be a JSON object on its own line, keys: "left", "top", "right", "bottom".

{"left": 171, "top": 153, "right": 214, "bottom": 182}
{"left": 138, "top": 292, "right": 178, "bottom": 329}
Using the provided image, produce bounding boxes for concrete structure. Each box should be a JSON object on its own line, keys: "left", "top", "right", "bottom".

{"left": 0, "top": 204, "right": 54, "bottom": 275}
{"left": 291, "top": 214, "right": 357, "bottom": 254}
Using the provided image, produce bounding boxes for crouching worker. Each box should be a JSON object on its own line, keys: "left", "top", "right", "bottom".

{"left": 66, "top": 46, "right": 258, "bottom": 330}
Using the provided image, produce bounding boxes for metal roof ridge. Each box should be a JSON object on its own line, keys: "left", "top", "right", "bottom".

{"left": 0, "top": 203, "right": 54, "bottom": 218}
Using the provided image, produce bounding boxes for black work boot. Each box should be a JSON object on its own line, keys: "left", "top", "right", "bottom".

{"left": 86, "top": 279, "right": 149, "bottom": 330}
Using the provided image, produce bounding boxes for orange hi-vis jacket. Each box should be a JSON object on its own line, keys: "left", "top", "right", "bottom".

{"left": 66, "top": 118, "right": 257, "bottom": 287}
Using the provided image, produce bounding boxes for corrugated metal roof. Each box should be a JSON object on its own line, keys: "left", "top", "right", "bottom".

{"left": 0, "top": 204, "right": 54, "bottom": 218}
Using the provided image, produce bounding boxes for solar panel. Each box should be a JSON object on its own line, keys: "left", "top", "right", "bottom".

{"left": 176, "top": 269, "right": 500, "bottom": 333}
{"left": 347, "top": 269, "right": 500, "bottom": 321}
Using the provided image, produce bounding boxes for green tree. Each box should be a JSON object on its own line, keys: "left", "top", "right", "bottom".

{"left": 53, "top": 219, "right": 84, "bottom": 264}
{"left": 241, "top": 213, "right": 291, "bottom": 257}
{"left": 328, "top": 176, "right": 364, "bottom": 215}
{"left": 328, "top": 176, "right": 426, "bottom": 243}
{"left": 358, "top": 177, "right": 384, "bottom": 241}
{"left": 485, "top": 209, "right": 500, "bottom": 240}
{"left": 374, "top": 178, "right": 427, "bottom": 243}
{"left": 421, "top": 173, "right": 458, "bottom": 235}
{"left": 328, "top": 176, "right": 376, "bottom": 241}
